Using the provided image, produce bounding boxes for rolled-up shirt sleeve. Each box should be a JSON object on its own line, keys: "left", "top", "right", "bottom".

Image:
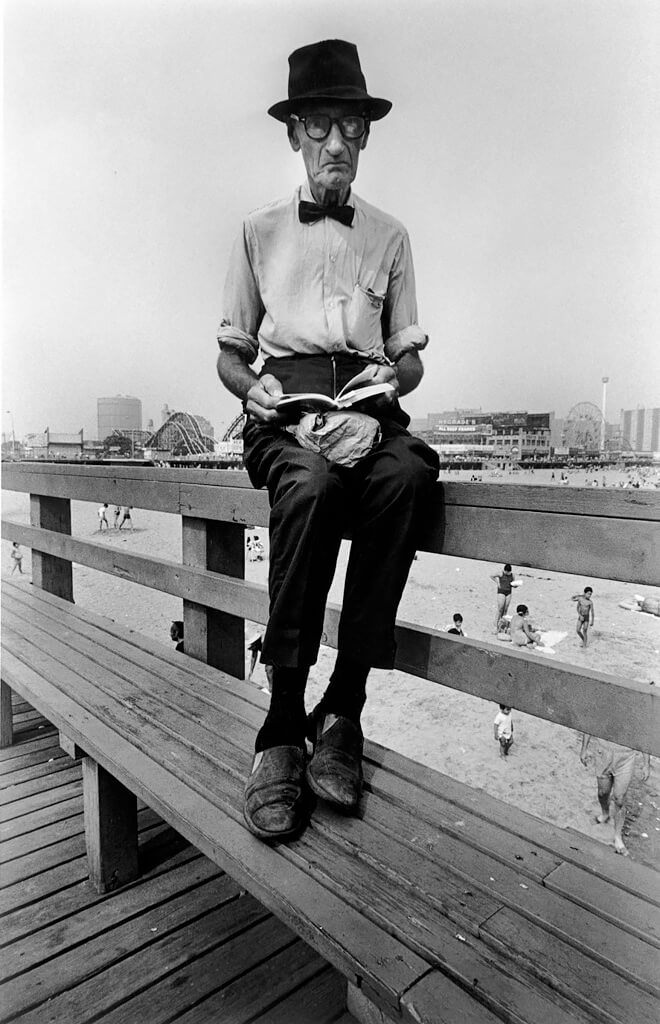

{"left": 217, "top": 221, "right": 264, "bottom": 364}
{"left": 383, "top": 232, "right": 429, "bottom": 362}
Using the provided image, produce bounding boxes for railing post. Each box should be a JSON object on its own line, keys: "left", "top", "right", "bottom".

{"left": 29, "top": 494, "right": 73, "bottom": 601}
{"left": 181, "top": 516, "right": 245, "bottom": 678}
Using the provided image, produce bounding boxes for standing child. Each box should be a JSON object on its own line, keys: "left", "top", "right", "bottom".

{"left": 10, "top": 542, "right": 23, "bottom": 575}
{"left": 572, "top": 587, "right": 594, "bottom": 647}
{"left": 493, "top": 705, "right": 514, "bottom": 757}
{"left": 97, "top": 503, "right": 110, "bottom": 531}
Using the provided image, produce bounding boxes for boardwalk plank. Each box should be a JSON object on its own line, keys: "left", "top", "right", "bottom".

{"left": 0, "top": 809, "right": 161, "bottom": 894}
{"left": 7, "top": 892, "right": 269, "bottom": 1024}
{"left": 0, "top": 834, "right": 195, "bottom": 946}
{"left": 0, "top": 794, "right": 81, "bottom": 842}
{"left": 93, "top": 916, "right": 299, "bottom": 1024}
{"left": 0, "top": 764, "right": 82, "bottom": 806}
{"left": 0, "top": 856, "right": 222, "bottom": 983}
{"left": 0, "top": 751, "right": 72, "bottom": 788}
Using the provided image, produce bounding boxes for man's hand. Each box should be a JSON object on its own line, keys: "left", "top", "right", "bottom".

{"left": 349, "top": 363, "right": 399, "bottom": 412}
{"left": 245, "top": 373, "right": 284, "bottom": 423}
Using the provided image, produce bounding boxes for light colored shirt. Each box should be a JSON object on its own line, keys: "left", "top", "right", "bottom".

{"left": 218, "top": 183, "right": 428, "bottom": 365}
{"left": 494, "top": 711, "right": 513, "bottom": 739}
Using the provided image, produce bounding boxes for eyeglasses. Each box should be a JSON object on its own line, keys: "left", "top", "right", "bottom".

{"left": 290, "top": 113, "right": 369, "bottom": 141}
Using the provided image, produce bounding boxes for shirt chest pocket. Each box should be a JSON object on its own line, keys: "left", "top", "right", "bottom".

{"left": 346, "top": 284, "right": 386, "bottom": 355}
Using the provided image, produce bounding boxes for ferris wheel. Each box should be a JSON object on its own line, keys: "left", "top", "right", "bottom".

{"left": 563, "top": 402, "right": 604, "bottom": 451}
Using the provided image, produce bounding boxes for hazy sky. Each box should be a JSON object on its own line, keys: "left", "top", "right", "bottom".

{"left": 3, "top": 0, "right": 660, "bottom": 440}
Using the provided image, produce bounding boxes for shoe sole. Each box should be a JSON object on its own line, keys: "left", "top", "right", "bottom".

{"left": 242, "top": 807, "right": 306, "bottom": 842}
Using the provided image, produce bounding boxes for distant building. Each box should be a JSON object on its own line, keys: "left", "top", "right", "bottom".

{"left": 620, "top": 408, "right": 660, "bottom": 452}
{"left": 24, "top": 428, "right": 84, "bottom": 459}
{"left": 410, "top": 410, "right": 551, "bottom": 459}
{"left": 97, "top": 396, "right": 142, "bottom": 440}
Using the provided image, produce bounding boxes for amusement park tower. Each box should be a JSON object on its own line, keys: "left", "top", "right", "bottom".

{"left": 601, "top": 377, "right": 609, "bottom": 451}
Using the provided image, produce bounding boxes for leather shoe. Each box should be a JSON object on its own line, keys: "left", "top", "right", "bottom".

{"left": 306, "top": 709, "right": 363, "bottom": 812}
{"left": 243, "top": 746, "right": 308, "bottom": 841}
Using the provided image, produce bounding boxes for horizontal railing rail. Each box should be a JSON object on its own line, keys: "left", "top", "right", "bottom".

{"left": 2, "top": 462, "right": 660, "bottom": 755}
{"left": 3, "top": 462, "right": 659, "bottom": 582}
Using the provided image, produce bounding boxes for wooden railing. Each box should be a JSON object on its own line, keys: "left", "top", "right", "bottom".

{"left": 2, "top": 461, "right": 659, "bottom": 756}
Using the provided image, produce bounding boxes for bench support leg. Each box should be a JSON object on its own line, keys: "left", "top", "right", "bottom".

{"left": 347, "top": 983, "right": 395, "bottom": 1024}
{"left": 0, "top": 680, "right": 13, "bottom": 748}
{"left": 83, "top": 757, "right": 138, "bottom": 892}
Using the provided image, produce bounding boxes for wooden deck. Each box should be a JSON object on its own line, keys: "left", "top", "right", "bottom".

{"left": 0, "top": 701, "right": 353, "bottom": 1024}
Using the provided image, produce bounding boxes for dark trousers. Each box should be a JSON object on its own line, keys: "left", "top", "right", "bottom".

{"left": 243, "top": 410, "right": 439, "bottom": 670}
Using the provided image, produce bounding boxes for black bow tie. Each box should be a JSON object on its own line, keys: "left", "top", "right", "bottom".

{"left": 299, "top": 200, "right": 355, "bottom": 227}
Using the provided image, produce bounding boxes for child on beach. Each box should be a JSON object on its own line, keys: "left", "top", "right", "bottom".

{"left": 493, "top": 705, "right": 514, "bottom": 757}
{"left": 10, "top": 542, "right": 23, "bottom": 575}
{"left": 509, "top": 605, "right": 542, "bottom": 648}
{"left": 447, "top": 613, "right": 464, "bottom": 636}
{"left": 170, "top": 620, "right": 184, "bottom": 653}
{"left": 97, "top": 503, "right": 110, "bottom": 530}
{"left": 572, "top": 587, "right": 594, "bottom": 647}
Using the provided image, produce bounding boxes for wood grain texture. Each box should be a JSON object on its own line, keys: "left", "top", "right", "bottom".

{"left": 82, "top": 757, "right": 139, "bottom": 893}
{"left": 29, "top": 494, "right": 73, "bottom": 600}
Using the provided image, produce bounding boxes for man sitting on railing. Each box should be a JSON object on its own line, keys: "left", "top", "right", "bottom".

{"left": 216, "top": 39, "right": 439, "bottom": 841}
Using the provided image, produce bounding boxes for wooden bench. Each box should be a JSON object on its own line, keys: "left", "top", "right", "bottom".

{"left": 3, "top": 580, "right": 659, "bottom": 1024}
{"left": 2, "top": 463, "right": 660, "bottom": 1023}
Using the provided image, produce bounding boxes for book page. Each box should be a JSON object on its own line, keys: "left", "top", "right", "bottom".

{"left": 337, "top": 382, "right": 395, "bottom": 407}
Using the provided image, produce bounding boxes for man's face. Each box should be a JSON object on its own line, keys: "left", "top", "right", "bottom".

{"left": 289, "top": 103, "right": 369, "bottom": 201}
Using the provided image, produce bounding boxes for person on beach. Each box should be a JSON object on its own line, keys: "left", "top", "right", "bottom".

{"left": 493, "top": 704, "right": 514, "bottom": 757}
{"left": 170, "top": 620, "right": 185, "bottom": 653}
{"left": 10, "top": 542, "right": 23, "bottom": 575}
{"left": 572, "top": 587, "right": 594, "bottom": 647}
{"left": 113, "top": 505, "right": 122, "bottom": 528}
{"left": 97, "top": 504, "right": 110, "bottom": 531}
{"left": 509, "top": 604, "right": 542, "bottom": 648}
{"left": 246, "top": 533, "right": 265, "bottom": 561}
{"left": 490, "top": 564, "right": 516, "bottom": 633}
{"left": 118, "top": 506, "right": 133, "bottom": 530}
{"left": 216, "top": 38, "right": 439, "bottom": 841}
{"left": 580, "top": 734, "right": 651, "bottom": 856}
{"left": 447, "top": 613, "right": 464, "bottom": 636}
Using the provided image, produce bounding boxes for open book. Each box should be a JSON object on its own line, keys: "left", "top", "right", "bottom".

{"left": 277, "top": 370, "right": 394, "bottom": 413}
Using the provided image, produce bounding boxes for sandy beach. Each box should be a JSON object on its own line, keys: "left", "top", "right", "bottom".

{"left": 3, "top": 465, "right": 659, "bottom": 868}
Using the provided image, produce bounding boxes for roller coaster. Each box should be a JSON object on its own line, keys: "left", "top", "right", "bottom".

{"left": 146, "top": 412, "right": 216, "bottom": 456}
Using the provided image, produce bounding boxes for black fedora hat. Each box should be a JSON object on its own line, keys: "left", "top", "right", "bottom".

{"left": 268, "top": 39, "right": 392, "bottom": 123}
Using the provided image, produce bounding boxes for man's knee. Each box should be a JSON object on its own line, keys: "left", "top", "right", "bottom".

{"left": 271, "top": 452, "right": 342, "bottom": 516}
{"left": 375, "top": 435, "right": 438, "bottom": 497}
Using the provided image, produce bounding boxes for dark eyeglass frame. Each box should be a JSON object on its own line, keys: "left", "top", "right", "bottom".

{"left": 289, "top": 113, "right": 370, "bottom": 141}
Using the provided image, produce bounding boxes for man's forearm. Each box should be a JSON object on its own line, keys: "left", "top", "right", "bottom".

{"left": 217, "top": 349, "right": 259, "bottom": 402}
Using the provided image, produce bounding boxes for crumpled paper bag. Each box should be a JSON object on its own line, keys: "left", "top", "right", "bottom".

{"left": 288, "top": 411, "right": 381, "bottom": 467}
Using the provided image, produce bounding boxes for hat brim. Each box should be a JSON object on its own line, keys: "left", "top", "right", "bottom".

{"left": 268, "top": 90, "right": 392, "bottom": 123}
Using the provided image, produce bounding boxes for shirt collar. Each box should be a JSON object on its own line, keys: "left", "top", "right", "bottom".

{"left": 299, "top": 182, "right": 355, "bottom": 209}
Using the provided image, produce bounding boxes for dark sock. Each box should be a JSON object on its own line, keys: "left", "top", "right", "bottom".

{"left": 317, "top": 653, "right": 370, "bottom": 723}
{"left": 255, "top": 666, "right": 309, "bottom": 752}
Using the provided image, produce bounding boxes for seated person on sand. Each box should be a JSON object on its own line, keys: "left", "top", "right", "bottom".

{"left": 580, "top": 734, "right": 651, "bottom": 856}
{"left": 509, "top": 604, "right": 542, "bottom": 648}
